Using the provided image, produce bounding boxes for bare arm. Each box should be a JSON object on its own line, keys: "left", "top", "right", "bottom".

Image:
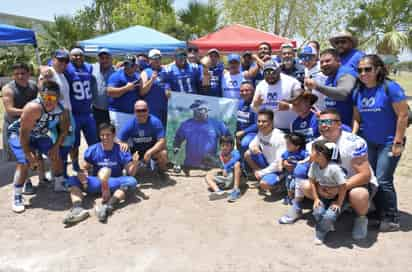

{"left": 107, "top": 82, "right": 136, "bottom": 98}
{"left": 2, "top": 86, "right": 23, "bottom": 118}
{"left": 347, "top": 155, "right": 371, "bottom": 189}
{"left": 125, "top": 151, "right": 140, "bottom": 176}
{"left": 19, "top": 103, "right": 42, "bottom": 155}
{"left": 146, "top": 138, "right": 166, "bottom": 159}
{"left": 140, "top": 70, "right": 154, "bottom": 96}
{"left": 392, "top": 100, "right": 408, "bottom": 144}
{"left": 352, "top": 107, "right": 361, "bottom": 134}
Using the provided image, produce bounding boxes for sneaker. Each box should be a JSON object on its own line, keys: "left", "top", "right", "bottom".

{"left": 379, "top": 219, "right": 400, "bottom": 232}
{"left": 54, "top": 179, "right": 67, "bottom": 192}
{"left": 12, "top": 195, "right": 25, "bottom": 213}
{"left": 209, "top": 190, "right": 228, "bottom": 201}
{"left": 23, "top": 180, "right": 36, "bottom": 195}
{"left": 228, "top": 189, "right": 241, "bottom": 203}
{"left": 352, "top": 216, "right": 368, "bottom": 240}
{"left": 63, "top": 207, "right": 89, "bottom": 225}
{"left": 314, "top": 228, "right": 326, "bottom": 245}
{"left": 96, "top": 204, "right": 114, "bottom": 223}
{"left": 279, "top": 206, "right": 302, "bottom": 224}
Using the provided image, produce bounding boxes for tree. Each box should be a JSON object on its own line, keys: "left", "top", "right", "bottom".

{"left": 348, "top": 0, "right": 412, "bottom": 55}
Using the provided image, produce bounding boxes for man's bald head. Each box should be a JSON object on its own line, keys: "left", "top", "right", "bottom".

{"left": 134, "top": 100, "right": 149, "bottom": 123}
{"left": 135, "top": 100, "right": 148, "bottom": 110}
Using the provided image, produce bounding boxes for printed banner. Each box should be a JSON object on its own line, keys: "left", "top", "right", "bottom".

{"left": 166, "top": 92, "right": 238, "bottom": 169}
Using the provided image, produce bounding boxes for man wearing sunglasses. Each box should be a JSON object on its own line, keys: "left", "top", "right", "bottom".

{"left": 252, "top": 62, "right": 302, "bottom": 132}
{"left": 8, "top": 81, "right": 68, "bottom": 213}
{"left": 304, "top": 48, "right": 358, "bottom": 126}
{"left": 329, "top": 31, "right": 365, "bottom": 73}
{"left": 118, "top": 100, "right": 168, "bottom": 175}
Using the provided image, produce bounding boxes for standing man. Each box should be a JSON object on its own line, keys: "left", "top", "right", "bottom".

{"left": 118, "top": 100, "right": 168, "bottom": 174}
{"left": 304, "top": 48, "right": 357, "bottom": 126}
{"left": 221, "top": 54, "right": 246, "bottom": 99}
{"left": 8, "top": 81, "right": 68, "bottom": 212}
{"left": 279, "top": 43, "right": 305, "bottom": 84}
{"left": 187, "top": 45, "right": 200, "bottom": 65}
{"left": 329, "top": 31, "right": 365, "bottom": 72}
{"left": 66, "top": 47, "right": 98, "bottom": 172}
{"left": 252, "top": 62, "right": 302, "bottom": 132}
{"left": 200, "top": 48, "right": 224, "bottom": 97}
{"left": 107, "top": 56, "right": 142, "bottom": 137}
{"left": 92, "top": 48, "right": 115, "bottom": 131}
{"left": 140, "top": 49, "right": 169, "bottom": 127}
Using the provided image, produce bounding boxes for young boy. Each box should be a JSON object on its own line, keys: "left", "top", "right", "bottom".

{"left": 205, "top": 136, "right": 244, "bottom": 202}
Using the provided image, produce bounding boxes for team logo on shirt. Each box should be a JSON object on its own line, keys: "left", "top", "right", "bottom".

{"left": 361, "top": 97, "right": 375, "bottom": 108}
{"left": 229, "top": 80, "right": 238, "bottom": 87}
{"left": 138, "top": 130, "right": 145, "bottom": 137}
{"left": 300, "top": 121, "right": 307, "bottom": 128}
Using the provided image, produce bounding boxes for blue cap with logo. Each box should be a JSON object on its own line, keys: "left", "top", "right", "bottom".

{"left": 227, "top": 53, "right": 241, "bottom": 63}
{"left": 299, "top": 46, "right": 317, "bottom": 61}
{"left": 98, "top": 48, "right": 111, "bottom": 56}
{"left": 54, "top": 49, "right": 69, "bottom": 59}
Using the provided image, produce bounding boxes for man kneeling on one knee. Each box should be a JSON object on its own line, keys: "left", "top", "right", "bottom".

{"left": 64, "top": 123, "right": 139, "bottom": 225}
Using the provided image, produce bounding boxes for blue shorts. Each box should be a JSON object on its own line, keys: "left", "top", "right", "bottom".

{"left": 8, "top": 134, "right": 53, "bottom": 164}
{"left": 293, "top": 161, "right": 310, "bottom": 179}
{"left": 73, "top": 113, "right": 98, "bottom": 147}
{"left": 250, "top": 153, "right": 281, "bottom": 186}
{"left": 67, "top": 175, "right": 138, "bottom": 194}
{"left": 239, "top": 132, "right": 256, "bottom": 155}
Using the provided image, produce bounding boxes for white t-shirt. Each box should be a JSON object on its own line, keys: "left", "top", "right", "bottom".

{"left": 249, "top": 128, "right": 286, "bottom": 176}
{"left": 305, "top": 62, "right": 327, "bottom": 111}
{"left": 253, "top": 73, "right": 301, "bottom": 129}
{"left": 221, "top": 70, "right": 244, "bottom": 99}
{"left": 50, "top": 67, "right": 71, "bottom": 110}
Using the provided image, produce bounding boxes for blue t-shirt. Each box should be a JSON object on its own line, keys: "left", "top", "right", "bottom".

{"left": 164, "top": 62, "right": 202, "bottom": 94}
{"left": 107, "top": 69, "right": 141, "bottom": 113}
{"left": 174, "top": 118, "right": 230, "bottom": 167}
{"left": 237, "top": 99, "right": 258, "bottom": 134}
{"left": 220, "top": 149, "right": 241, "bottom": 173}
{"left": 202, "top": 62, "right": 224, "bottom": 97}
{"left": 324, "top": 65, "right": 357, "bottom": 126}
{"left": 353, "top": 80, "right": 406, "bottom": 144}
{"left": 65, "top": 62, "right": 93, "bottom": 114}
{"left": 340, "top": 49, "right": 365, "bottom": 73}
{"left": 281, "top": 149, "right": 309, "bottom": 165}
{"left": 118, "top": 114, "right": 165, "bottom": 153}
{"left": 291, "top": 111, "right": 320, "bottom": 143}
{"left": 142, "top": 67, "right": 168, "bottom": 126}
{"left": 84, "top": 142, "right": 132, "bottom": 177}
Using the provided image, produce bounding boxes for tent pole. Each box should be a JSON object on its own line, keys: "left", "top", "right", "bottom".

{"left": 35, "top": 47, "right": 41, "bottom": 66}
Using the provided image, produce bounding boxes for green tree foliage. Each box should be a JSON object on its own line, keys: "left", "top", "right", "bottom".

{"left": 349, "top": 0, "right": 412, "bottom": 54}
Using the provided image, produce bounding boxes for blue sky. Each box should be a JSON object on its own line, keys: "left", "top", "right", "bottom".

{"left": 1, "top": 0, "right": 195, "bottom": 21}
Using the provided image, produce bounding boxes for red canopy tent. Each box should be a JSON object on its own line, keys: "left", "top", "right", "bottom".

{"left": 189, "top": 24, "right": 296, "bottom": 53}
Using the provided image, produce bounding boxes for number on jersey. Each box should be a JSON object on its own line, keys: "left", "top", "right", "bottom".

{"left": 72, "top": 81, "right": 91, "bottom": 100}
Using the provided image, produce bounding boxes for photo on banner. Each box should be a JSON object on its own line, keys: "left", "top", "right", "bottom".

{"left": 166, "top": 92, "right": 238, "bottom": 169}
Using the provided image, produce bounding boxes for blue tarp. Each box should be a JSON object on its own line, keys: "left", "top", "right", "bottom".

{"left": 0, "top": 24, "right": 37, "bottom": 47}
{"left": 78, "top": 25, "right": 186, "bottom": 56}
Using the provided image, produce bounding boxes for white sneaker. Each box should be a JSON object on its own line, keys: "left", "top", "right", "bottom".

{"left": 209, "top": 191, "right": 228, "bottom": 201}
{"left": 54, "top": 180, "right": 67, "bottom": 192}
{"left": 12, "top": 195, "right": 25, "bottom": 213}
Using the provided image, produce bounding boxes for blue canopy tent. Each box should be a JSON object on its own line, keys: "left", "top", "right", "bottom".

{"left": 0, "top": 24, "right": 40, "bottom": 64}
{"left": 78, "top": 25, "right": 186, "bottom": 56}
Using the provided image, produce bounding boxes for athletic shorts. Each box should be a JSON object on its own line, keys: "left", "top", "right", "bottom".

{"left": 8, "top": 134, "right": 53, "bottom": 164}
{"left": 67, "top": 175, "right": 138, "bottom": 194}
{"left": 250, "top": 153, "right": 281, "bottom": 186}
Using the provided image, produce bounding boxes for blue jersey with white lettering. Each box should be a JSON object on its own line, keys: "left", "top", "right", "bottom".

{"left": 237, "top": 99, "right": 257, "bottom": 134}
{"left": 118, "top": 114, "right": 165, "bottom": 153}
{"left": 174, "top": 118, "right": 230, "bottom": 167}
{"left": 164, "top": 62, "right": 202, "bottom": 94}
{"left": 84, "top": 142, "right": 132, "bottom": 177}
{"left": 203, "top": 62, "right": 224, "bottom": 97}
{"left": 340, "top": 49, "right": 365, "bottom": 74}
{"left": 65, "top": 62, "right": 93, "bottom": 114}
{"left": 107, "top": 69, "right": 141, "bottom": 114}
{"left": 324, "top": 65, "right": 357, "bottom": 126}
{"left": 353, "top": 80, "right": 406, "bottom": 144}
{"left": 143, "top": 67, "right": 168, "bottom": 126}
{"left": 291, "top": 111, "right": 320, "bottom": 143}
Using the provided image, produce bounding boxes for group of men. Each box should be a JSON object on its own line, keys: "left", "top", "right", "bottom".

{"left": 1, "top": 29, "right": 374, "bottom": 236}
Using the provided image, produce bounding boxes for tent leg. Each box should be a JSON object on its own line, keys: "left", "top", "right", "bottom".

{"left": 35, "top": 47, "right": 41, "bottom": 66}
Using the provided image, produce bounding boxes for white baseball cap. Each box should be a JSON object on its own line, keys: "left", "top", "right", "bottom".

{"left": 148, "top": 49, "right": 162, "bottom": 59}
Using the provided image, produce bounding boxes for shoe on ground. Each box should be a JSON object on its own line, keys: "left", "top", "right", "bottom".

{"left": 54, "top": 180, "right": 67, "bottom": 192}
{"left": 63, "top": 207, "right": 89, "bottom": 225}
{"left": 12, "top": 195, "right": 25, "bottom": 213}
{"left": 379, "top": 219, "right": 400, "bottom": 232}
{"left": 228, "top": 189, "right": 241, "bottom": 203}
{"left": 279, "top": 206, "right": 302, "bottom": 224}
{"left": 209, "top": 190, "right": 228, "bottom": 201}
{"left": 314, "top": 228, "right": 326, "bottom": 245}
{"left": 23, "top": 180, "right": 36, "bottom": 195}
{"left": 352, "top": 216, "right": 368, "bottom": 240}
{"left": 96, "top": 204, "right": 114, "bottom": 223}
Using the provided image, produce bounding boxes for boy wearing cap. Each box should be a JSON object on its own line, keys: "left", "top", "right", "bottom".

{"left": 8, "top": 81, "right": 68, "bottom": 213}
{"left": 140, "top": 49, "right": 169, "bottom": 127}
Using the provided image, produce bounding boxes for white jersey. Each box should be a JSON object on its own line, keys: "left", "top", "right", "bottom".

{"left": 47, "top": 67, "right": 71, "bottom": 110}
{"left": 253, "top": 73, "right": 301, "bottom": 129}
{"left": 249, "top": 128, "right": 286, "bottom": 176}
{"left": 305, "top": 62, "right": 327, "bottom": 111}
{"left": 221, "top": 70, "right": 244, "bottom": 99}
{"left": 308, "top": 131, "right": 378, "bottom": 186}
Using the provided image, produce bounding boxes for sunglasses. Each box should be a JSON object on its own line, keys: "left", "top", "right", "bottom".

{"left": 358, "top": 67, "right": 374, "bottom": 74}
{"left": 188, "top": 48, "right": 198, "bottom": 53}
{"left": 318, "top": 119, "right": 340, "bottom": 126}
{"left": 135, "top": 108, "right": 148, "bottom": 113}
{"left": 264, "top": 70, "right": 278, "bottom": 76}
{"left": 334, "top": 39, "right": 349, "bottom": 45}
{"left": 41, "top": 94, "right": 58, "bottom": 102}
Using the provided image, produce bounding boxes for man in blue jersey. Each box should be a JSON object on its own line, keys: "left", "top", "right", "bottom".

{"left": 304, "top": 48, "right": 357, "bottom": 126}
{"left": 67, "top": 47, "right": 98, "bottom": 171}
{"left": 8, "top": 81, "right": 68, "bottom": 213}
{"left": 164, "top": 48, "right": 204, "bottom": 94}
{"left": 173, "top": 99, "right": 231, "bottom": 171}
{"left": 140, "top": 49, "right": 169, "bottom": 127}
{"left": 280, "top": 43, "right": 305, "bottom": 84}
{"left": 329, "top": 31, "right": 365, "bottom": 72}
{"left": 199, "top": 48, "right": 224, "bottom": 97}
{"left": 107, "top": 56, "right": 142, "bottom": 137}
{"left": 118, "top": 100, "right": 168, "bottom": 174}
{"left": 63, "top": 123, "right": 139, "bottom": 224}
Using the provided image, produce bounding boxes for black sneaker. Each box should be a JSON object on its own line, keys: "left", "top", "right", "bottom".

{"left": 63, "top": 207, "right": 89, "bottom": 225}
{"left": 23, "top": 180, "right": 36, "bottom": 195}
{"left": 96, "top": 204, "right": 113, "bottom": 223}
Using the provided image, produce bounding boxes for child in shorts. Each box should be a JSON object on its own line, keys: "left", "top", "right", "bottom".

{"left": 309, "top": 140, "right": 347, "bottom": 244}
{"left": 205, "top": 136, "right": 244, "bottom": 202}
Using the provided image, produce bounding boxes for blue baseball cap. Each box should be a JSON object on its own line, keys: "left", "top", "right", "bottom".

{"left": 299, "top": 46, "right": 317, "bottom": 61}
{"left": 98, "top": 48, "right": 111, "bottom": 56}
{"left": 54, "top": 49, "right": 69, "bottom": 59}
{"left": 227, "top": 53, "right": 241, "bottom": 63}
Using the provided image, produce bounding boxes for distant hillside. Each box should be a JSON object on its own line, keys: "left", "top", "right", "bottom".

{"left": 0, "top": 12, "right": 51, "bottom": 33}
